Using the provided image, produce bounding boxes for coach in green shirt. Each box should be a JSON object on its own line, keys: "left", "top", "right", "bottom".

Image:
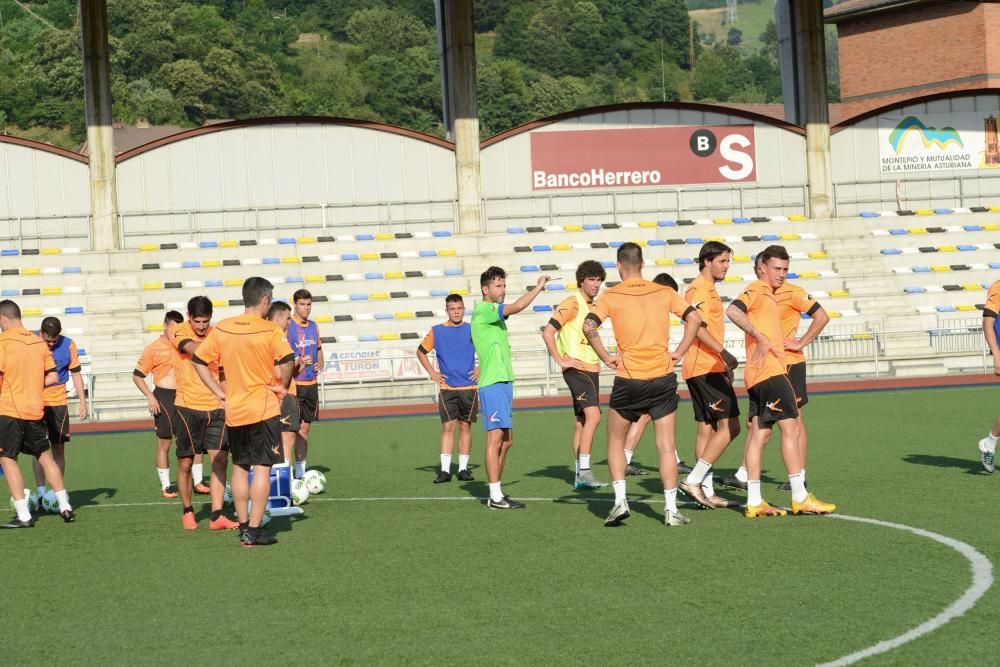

{"left": 472, "top": 266, "right": 550, "bottom": 510}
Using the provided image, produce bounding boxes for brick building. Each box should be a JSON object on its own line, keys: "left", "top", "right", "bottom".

{"left": 825, "top": 0, "right": 1000, "bottom": 119}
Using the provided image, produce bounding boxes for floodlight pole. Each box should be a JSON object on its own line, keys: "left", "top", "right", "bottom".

{"left": 436, "top": 0, "right": 484, "bottom": 235}
{"left": 80, "top": 0, "right": 120, "bottom": 250}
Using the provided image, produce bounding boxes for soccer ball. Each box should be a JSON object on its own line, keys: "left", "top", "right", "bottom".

{"left": 291, "top": 478, "right": 310, "bottom": 506}
{"left": 223, "top": 482, "right": 233, "bottom": 505}
{"left": 41, "top": 490, "right": 59, "bottom": 514}
{"left": 303, "top": 470, "right": 326, "bottom": 495}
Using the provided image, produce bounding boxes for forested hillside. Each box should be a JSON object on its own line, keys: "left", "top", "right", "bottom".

{"left": 0, "top": 0, "right": 810, "bottom": 149}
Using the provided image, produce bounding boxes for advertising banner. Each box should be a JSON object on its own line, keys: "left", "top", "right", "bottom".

{"left": 529, "top": 125, "right": 757, "bottom": 190}
{"left": 878, "top": 112, "right": 1000, "bottom": 173}
{"left": 323, "top": 348, "right": 426, "bottom": 383}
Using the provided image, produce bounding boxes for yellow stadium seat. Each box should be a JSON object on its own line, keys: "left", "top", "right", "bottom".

{"left": 385, "top": 272, "right": 404, "bottom": 279}
{"left": 984, "top": 224, "right": 1000, "bottom": 231}
{"left": 281, "top": 256, "right": 301, "bottom": 264}
{"left": 22, "top": 267, "right": 40, "bottom": 275}
{"left": 450, "top": 288, "right": 469, "bottom": 296}
{"left": 394, "top": 312, "right": 415, "bottom": 319}
{"left": 938, "top": 246, "right": 957, "bottom": 252}
{"left": 314, "top": 315, "right": 333, "bottom": 323}
{"left": 723, "top": 275, "right": 743, "bottom": 283}
{"left": 361, "top": 252, "right": 380, "bottom": 260}
{"left": 798, "top": 271, "right": 819, "bottom": 279}
{"left": 829, "top": 290, "right": 849, "bottom": 297}
{"left": 989, "top": 206, "right": 1000, "bottom": 213}
{"left": 41, "top": 248, "right": 61, "bottom": 255}
{"left": 202, "top": 259, "right": 221, "bottom": 268}
{"left": 956, "top": 304, "right": 977, "bottom": 311}
{"left": 143, "top": 283, "right": 163, "bottom": 290}
{"left": 915, "top": 208, "right": 933, "bottom": 216}
{"left": 22, "top": 308, "right": 41, "bottom": 317}
{"left": 808, "top": 251, "right": 828, "bottom": 259}
{"left": 733, "top": 255, "right": 751, "bottom": 263}
{"left": 564, "top": 224, "right": 583, "bottom": 231}
{"left": 212, "top": 299, "right": 227, "bottom": 307}
{"left": 305, "top": 275, "right": 325, "bottom": 283}
{"left": 42, "top": 287, "right": 62, "bottom": 295}
{"left": 139, "top": 243, "right": 158, "bottom": 251}
{"left": 851, "top": 332, "right": 873, "bottom": 340}
{"left": 219, "top": 240, "right": 238, "bottom": 248}
{"left": 146, "top": 323, "right": 165, "bottom": 332}
{"left": 552, "top": 243, "right": 571, "bottom": 251}
{"left": 566, "top": 282, "right": 578, "bottom": 290}
{"left": 297, "top": 237, "right": 317, "bottom": 244}
{"left": 704, "top": 237, "right": 724, "bottom": 243}
{"left": 779, "top": 233, "right": 800, "bottom": 241}
{"left": 907, "top": 227, "right": 928, "bottom": 234}
{"left": 438, "top": 249, "right": 458, "bottom": 257}
{"left": 224, "top": 279, "right": 242, "bottom": 287}
{"left": 375, "top": 233, "right": 393, "bottom": 241}
{"left": 379, "top": 333, "right": 401, "bottom": 341}
{"left": 963, "top": 283, "right": 982, "bottom": 291}
{"left": 827, "top": 311, "right": 841, "bottom": 318}
{"left": 369, "top": 292, "right": 389, "bottom": 300}
{"left": 655, "top": 258, "right": 674, "bottom": 266}
{"left": 629, "top": 240, "right": 647, "bottom": 247}
{"left": 713, "top": 218, "right": 732, "bottom": 225}
{"left": 789, "top": 215, "right": 808, "bottom": 221}
{"left": 931, "top": 265, "right": 950, "bottom": 272}
{"left": 638, "top": 221, "right": 657, "bottom": 228}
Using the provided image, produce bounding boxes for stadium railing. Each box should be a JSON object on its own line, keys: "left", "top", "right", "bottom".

{"left": 0, "top": 214, "right": 90, "bottom": 249}
{"left": 832, "top": 171, "right": 1000, "bottom": 217}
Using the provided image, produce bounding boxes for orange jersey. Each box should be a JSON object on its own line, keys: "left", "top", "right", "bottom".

{"left": 0, "top": 326, "right": 56, "bottom": 421}
{"left": 549, "top": 294, "right": 600, "bottom": 372}
{"left": 590, "top": 278, "right": 693, "bottom": 380}
{"left": 731, "top": 280, "right": 786, "bottom": 389}
{"left": 194, "top": 313, "right": 294, "bottom": 427}
{"left": 135, "top": 335, "right": 180, "bottom": 388}
{"left": 170, "top": 321, "right": 222, "bottom": 411}
{"left": 985, "top": 281, "right": 1000, "bottom": 319}
{"left": 42, "top": 338, "right": 81, "bottom": 407}
{"left": 775, "top": 282, "right": 821, "bottom": 366}
{"left": 682, "top": 273, "right": 726, "bottom": 379}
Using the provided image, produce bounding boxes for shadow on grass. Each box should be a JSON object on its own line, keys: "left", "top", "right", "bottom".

{"left": 71, "top": 487, "right": 118, "bottom": 507}
{"left": 902, "top": 453, "right": 986, "bottom": 475}
{"left": 526, "top": 464, "right": 575, "bottom": 485}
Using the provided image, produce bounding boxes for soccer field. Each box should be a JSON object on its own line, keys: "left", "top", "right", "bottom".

{"left": 4, "top": 384, "right": 998, "bottom": 665}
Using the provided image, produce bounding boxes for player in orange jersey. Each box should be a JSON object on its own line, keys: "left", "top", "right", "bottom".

{"left": 979, "top": 280, "right": 1000, "bottom": 472}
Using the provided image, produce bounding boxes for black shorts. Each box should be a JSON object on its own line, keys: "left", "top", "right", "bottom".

{"left": 281, "top": 393, "right": 301, "bottom": 433}
{"left": 153, "top": 387, "right": 176, "bottom": 439}
{"left": 438, "top": 389, "right": 478, "bottom": 424}
{"left": 687, "top": 372, "right": 740, "bottom": 423}
{"left": 43, "top": 405, "right": 71, "bottom": 445}
{"left": 0, "top": 416, "right": 50, "bottom": 459}
{"left": 787, "top": 362, "right": 809, "bottom": 408}
{"left": 173, "top": 406, "right": 229, "bottom": 458}
{"left": 746, "top": 374, "right": 800, "bottom": 427}
{"left": 609, "top": 375, "right": 678, "bottom": 423}
{"left": 296, "top": 384, "right": 319, "bottom": 423}
{"left": 563, "top": 369, "right": 600, "bottom": 417}
{"left": 229, "top": 417, "right": 283, "bottom": 467}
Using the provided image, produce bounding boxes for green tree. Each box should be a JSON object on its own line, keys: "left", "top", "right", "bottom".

{"left": 727, "top": 27, "right": 743, "bottom": 47}
{"left": 346, "top": 7, "right": 431, "bottom": 56}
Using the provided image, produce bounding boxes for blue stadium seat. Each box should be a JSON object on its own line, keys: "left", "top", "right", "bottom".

{"left": 278, "top": 237, "right": 296, "bottom": 244}
{"left": 912, "top": 266, "right": 931, "bottom": 273}
{"left": 375, "top": 313, "right": 394, "bottom": 320}
{"left": 880, "top": 248, "right": 902, "bottom": 255}
{"left": 365, "top": 272, "right": 384, "bottom": 280}
{"left": 963, "top": 225, "right": 984, "bottom": 232}
{"left": 199, "top": 241, "right": 218, "bottom": 248}
{"left": 601, "top": 261, "right": 615, "bottom": 269}
{"left": 546, "top": 283, "right": 566, "bottom": 291}
{"left": 350, "top": 293, "right": 368, "bottom": 301}
{"left": 935, "top": 305, "right": 957, "bottom": 312}
{"left": 675, "top": 257, "right": 694, "bottom": 265}
{"left": 933, "top": 208, "right": 953, "bottom": 215}
{"left": 63, "top": 267, "right": 81, "bottom": 273}
{"left": 657, "top": 220, "right": 676, "bottom": 227}
{"left": 444, "top": 268, "right": 464, "bottom": 276}
{"left": 761, "top": 234, "right": 780, "bottom": 241}
{"left": 957, "top": 245, "right": 977, "bottom": 251}
{"left": 262, "top": 257, "right": 280, "bottom": 264}
{"left": 1, "top": 249, "right": 18, "bottom": 256}
{"left": 608, "top": 241, "right": 623, "bottom": 248}
{"left": 788, "top": 272, "right": 800, "bottom": 279}
{"left": 990, "top": 262, "right": 1000, "bottom": 270}
{"left": 430, "top": 289, "right": 448, "bottom": 297}
{"left": 733, "top": 217, "right": 752, "bottom": 224}
{"left": 532, "top": 245, "right": 552, "bottom": 252}
{"left": 686, "top": 238, "right": 704, "bottom": 245}
{"left": 182, "top": 261, "right": 200, "bottom": 268}
{"left": 648, "top": 239, "right": 666, "bottom": 246}
{"left": 432, "top": 230, "right": 452, "bottom": 237}
{"left": 520, "top": 265, "right": 539, "bottom": 272}
{"left": 356, "top": 234, "right": 375, "bottom": 241}
{"left": 286, "top": 276, "right": 304, "bottom": 283}
{"left": 419, "top": 250, "right": 437, "bottom": 257}
{"left": 359, "top": 335, "right": 379, "bottom": 342}
{"left": 860, "top": 211, "right": 880, "bottom": 217}
{"left": 889, "top": 228, "right": 908, "bottom": 235}
{"left": 507, "top": 227, "right": 526, "bottom": 234}
{"left": 533, "top": 304, "right": 553, "bottom": 312}
{"left": 77, "top": 349, "right": 86, "bottom": 356}
{"left": 904, "top": 287, "right": 926, "bottom": 294}
{"left": 1, "top": 289, "right": 18, "bottom": 296}
{"left": 582, "top": 223, "right": 601, "bottom": 231}
{"left": 64, "top": 306, "right": 84, "bottom": 314}
{"left": 206, "top": 280, "right": 224, "bottom": 287}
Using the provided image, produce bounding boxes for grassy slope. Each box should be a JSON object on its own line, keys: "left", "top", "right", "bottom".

{"left": 2, "top": 385, "right": 998, "bottom": 665}
{"left": 690, "top": 1, "right": 774, "bottom": 54}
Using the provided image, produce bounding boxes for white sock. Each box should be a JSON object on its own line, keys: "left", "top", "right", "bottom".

{"left": 458, "top": 454, "right": 470, "bottom": 471}
{"left": 13, "top": 497, "right": 31, "bottom": 521}
{"left": 747, "top": 480, "right": 762, "bottom": 506}
{"left": 283, "top": 458, "right": 291, "bottom": 467}
{"left": 685, "top": 458, "right": 712, "bottom": 486}
{"left": 702, "top": 471, "right": 716, "bottom": 497}
{"left": 612, "top": 479, "right": 627, "bottom": 503}
{"left": 664, "top": 488, "right": 678, "bottom": 513}
{"left": 440, "top": 454, "right": 452, "bottom": 472}
{"left": 674, "top": 450, "right": 682, "bottom": 464}
{"left": 735, "top": 466, "right": 748, "bottom": 483}
{"left": 579, "top": 454, "right": 591, "bottom": 470}
{"left": 295, "top": 460, "right": 307, "bottom": 478}
{"left": 986, "top": 433, "right": 998, "bottom": 453}
{"left": 55, "top": 489, "right": 72, "bottom": 512}
{"left": 624, "top": 448, "right": 634, "bottom": 464}
{"left": 788, "top": 473, "right": 808, "bottom": 503}
{"left": 37, "top": 485, "right": 47, "bottom": 496}
{"left": 575, "top": 458, "right": 580, "bottom": 475}
{"left": 800, "top": 468, "right": 807, "bottom": 485}
{"left": 488, "top": 482, "right": 504, "bottom": 502}
{"left": 156, "top": 468, "right": 170, "bottom": 490}
{"left": 192, "top": 463, "right": 203, "bottom": 484}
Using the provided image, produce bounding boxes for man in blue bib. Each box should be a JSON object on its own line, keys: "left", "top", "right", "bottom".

{"left": 287, "top": 289, "right": 323, "bottom": 479}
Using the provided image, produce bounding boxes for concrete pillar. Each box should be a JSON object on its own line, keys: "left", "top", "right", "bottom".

{"left": 777, "top": 0, "right": 834, "bottom": 219}
{"left": 436, "top": 0, "right": 483, "bottom": 235}
{"left": 80, "top": 0, "right": 120, "bottom": 250}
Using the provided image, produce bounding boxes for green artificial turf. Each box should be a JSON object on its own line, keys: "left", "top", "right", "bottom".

{"left": 3, "top": 385, "right": 998, "bottom": 665}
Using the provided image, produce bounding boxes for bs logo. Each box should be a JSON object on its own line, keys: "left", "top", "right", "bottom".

{"left": 689, "top": 128, "right": 755, "bottom": 181}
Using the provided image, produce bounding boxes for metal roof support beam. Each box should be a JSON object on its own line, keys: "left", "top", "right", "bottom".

{"left": 80, "top": 0, "right": 120, "bottom": 250}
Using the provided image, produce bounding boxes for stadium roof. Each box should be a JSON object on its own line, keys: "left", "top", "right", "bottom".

{"left": 824, "top": 0, "right": 938, "bottom": 23}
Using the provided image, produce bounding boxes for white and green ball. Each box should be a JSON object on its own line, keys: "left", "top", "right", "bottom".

{"left": 41, "top": 490, "right": 59, "bottom": 514}
{"left": 303, "top": 470, "right": 326, "bottom": 495}
{"left": 291, "top": 478, "right": 310, "bottom": 506}
{"left": 223, "top": 482, "right": 233, "bottom": 506}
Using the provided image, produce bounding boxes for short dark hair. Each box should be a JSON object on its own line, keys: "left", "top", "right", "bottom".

{"left": 758, "top": 245, "right": 790, "bottom": 266}
{"left": 616, "top": 242, "right": 643, "bottom": 268}
{"left": 653, "top": 273, "right": 678, "bottom": 291}
{"left": 698, "top": 241, "right": 734, "bottom": 270}
{"left": 480, "top": 266, "right": 506, "bottom": 290}
{"left": 292, "top": 289, "right": 312, "bottom": 303}
{"left": 243, "top": 277, "right": 274, "bottom": 307}
{"left": 445, "top": 293, "right": 464, "bottom": 306}
{"left": 0, "top": 299, "right": 20, "bottom": 319}
{"left": 575, "top": 260, "right": 606, "bottom": 284}
{"left": 266, "top": 300, "right": 291, "bottom": 320}
{"left": 187, "top": 296, "right": 213, "bottom": 319}
{"left": 164, "top": 310, "right": 184, "bottom": 325}
{"left": 40, "top": 316, "right": 62, "bottom": 338}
